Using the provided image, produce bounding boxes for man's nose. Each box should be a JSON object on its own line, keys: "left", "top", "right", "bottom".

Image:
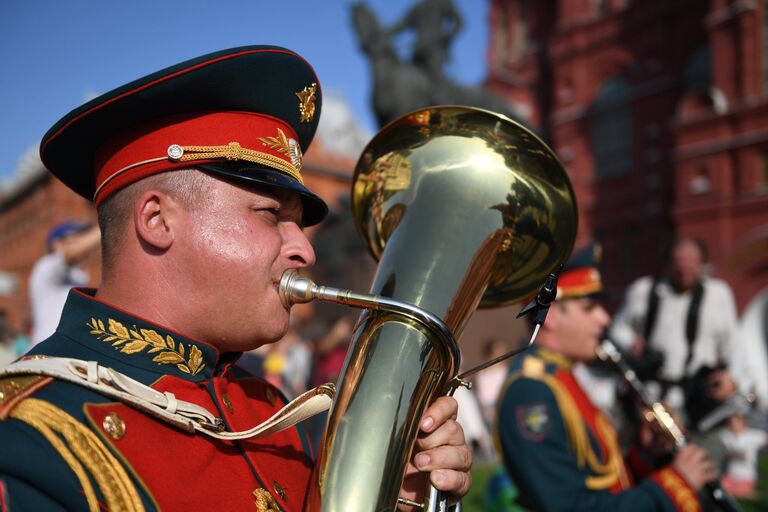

{"left": 596, "top": 305, "right": 611, "bottom": 327}
{"left": 282, "top": 222, "right": 316, "bottom": 268}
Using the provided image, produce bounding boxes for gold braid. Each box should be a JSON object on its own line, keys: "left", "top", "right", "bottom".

{"left": 514, "top": 356, "right": 628, "bottom": 491}
{"left": 537, "top": 372, "right": 628, "bottom": 490}
{"left": 177, "top": 142, "right": 303, "bottom": 184}
{"left": 11, "top": 398, "right": 144, "bottom": 511}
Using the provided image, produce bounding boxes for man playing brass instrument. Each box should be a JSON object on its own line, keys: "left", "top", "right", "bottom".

{"left": 0, "top": 46, "right": 471, "bottom": 511}
{"left": 496, "top": 243, "right": 716, "bottom": 511}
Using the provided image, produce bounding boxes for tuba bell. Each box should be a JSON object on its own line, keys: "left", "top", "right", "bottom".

{"left": 286, "top": 106, "right": 577, "bottom": 511}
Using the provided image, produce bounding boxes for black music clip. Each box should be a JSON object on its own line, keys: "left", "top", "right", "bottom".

{"left": 516, "top": 264, "right": 562, "bottom": 326}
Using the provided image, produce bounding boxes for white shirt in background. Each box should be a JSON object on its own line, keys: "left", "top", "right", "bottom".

{"left": 29, "top": 252, "right": 89, "bottom": 347}
{"left": 610, "top": 275, "right": 744, "bottom": 409}
{"left": 720, "top": 427, "right": 767, "bottom": 481}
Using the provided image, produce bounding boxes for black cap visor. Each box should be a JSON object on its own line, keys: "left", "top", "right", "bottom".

{"left": 197, "top": 163, "right": 328, "bottom": 227}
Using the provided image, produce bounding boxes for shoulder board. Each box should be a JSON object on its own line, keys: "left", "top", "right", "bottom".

{"left": 501, "top": 359, "right": 626, "bottom": 490}
{"left": 10, "top": 396, "right": 144, "bottom": 510}
{"left": 521, "top": 355, "right": 546, "bottom": 378}
{"left": 0, "top": 375, "right": 53, "bottom": 419}
{"left": 497, "top": 355, "right": 549, "bottom": 400}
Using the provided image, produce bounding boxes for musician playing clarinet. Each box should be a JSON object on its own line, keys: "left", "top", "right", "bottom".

{"left": 496, "top": 242, "right": 717, "bottom": 511}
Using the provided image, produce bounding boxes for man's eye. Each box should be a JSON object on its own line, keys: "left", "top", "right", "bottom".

{"left": 253, "top": 207, "right": 280, "bottom": 219}
{"left": 583, "top": 301, "right": 599, "bottom": 311}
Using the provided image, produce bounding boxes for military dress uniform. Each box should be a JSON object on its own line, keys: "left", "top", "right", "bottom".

{"left": 0, "top": 46, "right": 330, "bottom": 511}
{"left": 0, "top": 289, "right": 314, "bottom": 511}
{"left": 495, "top": 246, "right": 702, "bottom": 512}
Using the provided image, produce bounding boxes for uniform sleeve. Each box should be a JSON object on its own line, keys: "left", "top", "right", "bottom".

{"left": 0, "top": 418, "right": 90, "bottom": 511}
{"left": 497, "top": 377, "right": 693, "bottom": 512}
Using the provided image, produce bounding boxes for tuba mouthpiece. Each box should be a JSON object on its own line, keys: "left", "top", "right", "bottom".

{"left": 279, "top": 269, "right": 316, "bottom": 308}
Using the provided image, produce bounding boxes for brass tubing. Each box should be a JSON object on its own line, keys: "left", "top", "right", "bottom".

{"left": 300, "top": 106, "right": 577, "bottom": 511}
{"left": 280, "top": 270, "right": 461, "bottom": 374}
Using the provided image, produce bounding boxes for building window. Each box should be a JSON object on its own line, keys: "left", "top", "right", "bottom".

{"left": 591, "top": 76, "right": 634, "bottom": 179}
{"left": 676, "top": 45, "right": 717, "bottom": 120}
{"left": 511, "top": 0, "right": 530, "bottom": 61}
{"left": 684, "top": 44, "right": 711, "bottom": 94}
{"left": 764, "top": 0, "right": 768, "bottom": 92}
{"left": 689, "top": 166, "right": 711, "bottom": 195}
{"left": 620, "top": 225, "right": 638, "bottom": 278}
{"left": 592, "top": 0, "right": 610, "bottom": 17}
{"left": 760, "top": 152, "right": 768, "bottom": 191}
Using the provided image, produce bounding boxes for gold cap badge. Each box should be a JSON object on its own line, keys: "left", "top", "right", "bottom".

{"left": 296, "top": 83, "right": 317, "bottom": 123}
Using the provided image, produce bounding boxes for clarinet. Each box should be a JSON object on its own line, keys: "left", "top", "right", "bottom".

{"left": 596, "top": 338, "right": 743, "bottom": 512}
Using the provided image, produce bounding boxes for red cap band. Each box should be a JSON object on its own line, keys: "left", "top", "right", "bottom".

{"left": 93, "top": 111, "right": 301, "bottom": 205}
{"left": 557, "top": 267, "right": 603, "bottom": 299}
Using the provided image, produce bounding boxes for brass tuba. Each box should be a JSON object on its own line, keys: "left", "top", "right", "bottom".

{"left": 287, "top": 106, "right": 577, "bottom": 511}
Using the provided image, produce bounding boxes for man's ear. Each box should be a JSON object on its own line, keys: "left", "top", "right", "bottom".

{"left": 133, "top": 190, "right": 181, "bottom": 251}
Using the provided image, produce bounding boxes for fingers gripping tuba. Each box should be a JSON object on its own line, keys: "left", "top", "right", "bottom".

{"left": 289, "top": 106, "right": 577, "bottom": 511}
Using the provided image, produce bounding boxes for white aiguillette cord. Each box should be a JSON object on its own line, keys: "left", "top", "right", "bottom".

{"left": 0, "top": 357, "right": 335, "bottom": 440}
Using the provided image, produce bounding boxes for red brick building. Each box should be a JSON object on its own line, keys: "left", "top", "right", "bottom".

{"left": 487, "top": 0, "right": 768, "bottom": 315}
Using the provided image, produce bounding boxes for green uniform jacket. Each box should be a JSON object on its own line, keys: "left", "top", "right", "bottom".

{"left": 0, "top": 289, "right": 313, "bottom": 511}
{"left": 496, "top": 347, "right": 701, "bottom": 512}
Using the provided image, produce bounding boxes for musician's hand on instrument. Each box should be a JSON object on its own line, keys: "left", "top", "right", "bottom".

{"left": 707, "top": 369, "right": 737, "bottom": 402}
{"left": 638, "top": 404, "right": 683, "bottom": 456}
{"left": 629, "top": 335, "right": 645, "bottom": 358}
{"left": 398, "top": 396, "right": 473, "bottom": 510}
{"left": 672, "top": 444, "right": 718, "bottom": 490}
{"left": 638, "top": 417, "right": 673, "bottom": 456}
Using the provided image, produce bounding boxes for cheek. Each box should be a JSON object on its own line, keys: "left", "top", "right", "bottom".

{"left": 195, "top": 216, "right": 251, "bottom": 261}
{"left": 570, "top": 314, "right": 590, "bottom": 339}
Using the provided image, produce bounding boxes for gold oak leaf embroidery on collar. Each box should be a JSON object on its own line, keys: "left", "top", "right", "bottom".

{"left": 86, "top": 318, "right": 205, "bottom": 375}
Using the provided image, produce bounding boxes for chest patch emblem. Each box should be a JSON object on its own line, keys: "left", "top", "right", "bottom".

{"left": 516, "top": 402, "right": 550, "bottom": 441}
{"left": 87, "top": 317, "right": 205, "bottom": 375}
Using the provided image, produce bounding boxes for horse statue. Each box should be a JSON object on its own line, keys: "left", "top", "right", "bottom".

{"left": 351, "top": 2, "right": 521, "bottom": 127}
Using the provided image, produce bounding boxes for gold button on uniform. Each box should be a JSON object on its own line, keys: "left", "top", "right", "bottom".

{"left": 103, "top": 412, "right": 126, "bottom": 440}
{"left": 222, "top": 393, "right": 234, "bottom": 413}
{"left": 273, "top": 481, "right": 287, "bottom": 500}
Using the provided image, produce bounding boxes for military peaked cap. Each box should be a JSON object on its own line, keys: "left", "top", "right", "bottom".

{"left": 557, "top": 241, "right": 604, "bottom": 299}
{"left": 40, "top": 45, "right": 328, "bottom": 226}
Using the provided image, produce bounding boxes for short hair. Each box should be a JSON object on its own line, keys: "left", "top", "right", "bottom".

{"left": 97, "top": 169, "right": 213, "bottom": 270}
{"left": 665, "top": 236, "right": 709, "bottom": 263}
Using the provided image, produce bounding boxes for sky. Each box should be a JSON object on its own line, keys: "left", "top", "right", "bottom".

{"left": 0, "top": 0, "right": 490, "bottom": 183}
